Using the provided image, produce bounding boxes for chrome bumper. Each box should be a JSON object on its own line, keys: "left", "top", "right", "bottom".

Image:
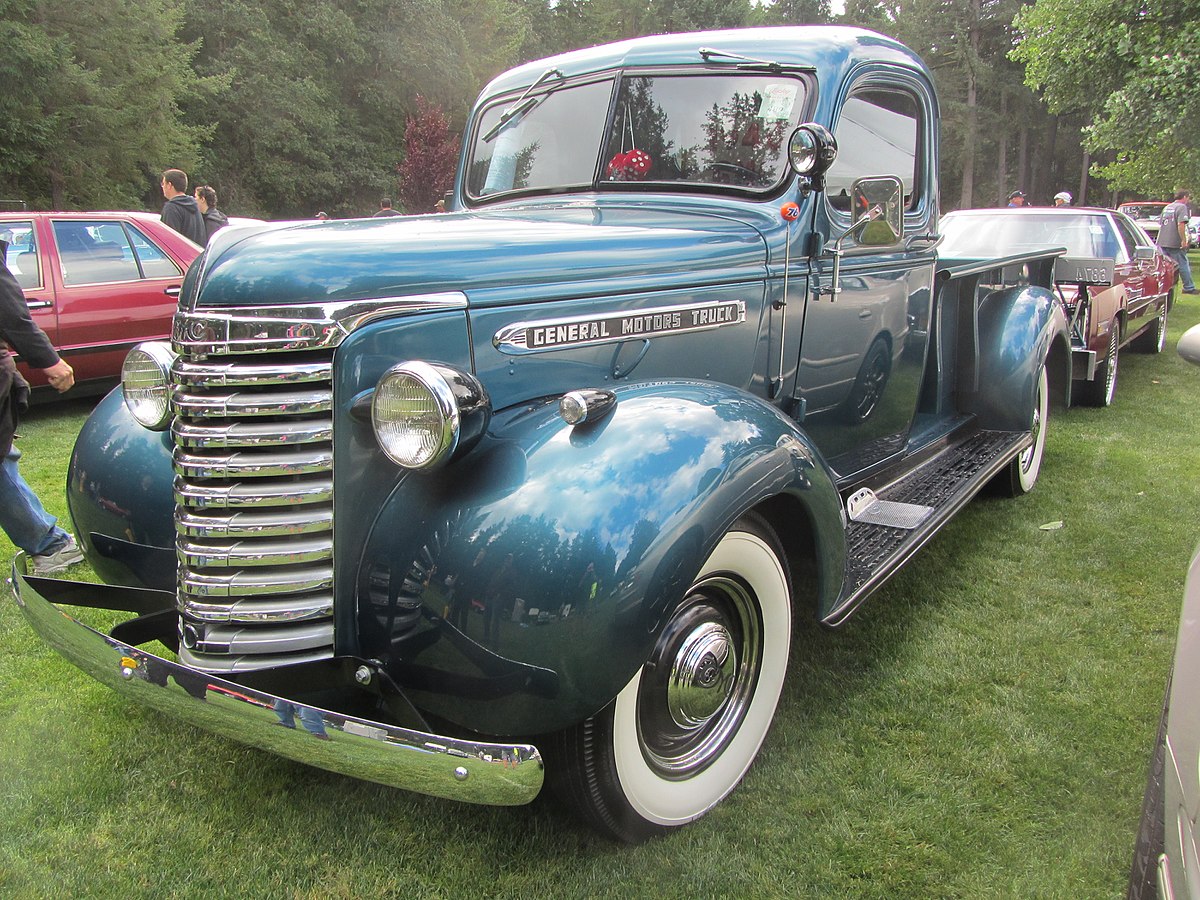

{"left": 9, "top": 556, "right": 543, "bottom": 806}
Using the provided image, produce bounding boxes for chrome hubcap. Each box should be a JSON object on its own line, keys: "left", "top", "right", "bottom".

{"left": 667, "top": 621, "right": 735, "bottom": 727}
{"left": 637, "top": 575, "right": 761, "bottom": 777}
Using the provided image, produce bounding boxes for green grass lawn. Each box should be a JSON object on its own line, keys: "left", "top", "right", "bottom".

{"left": 2, "top": 293, "right": 1199, "bottom": 898}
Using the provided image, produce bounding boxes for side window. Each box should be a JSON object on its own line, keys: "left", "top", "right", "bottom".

{"left": 1, "top": 221, "right": 40, "bottom": 290}
{"left": 128, "top": 225, "right": 183, "bottom": 278}
{"left": 53, "top": 220, "right": 141, "bottom": 285}
{"left": 826, "top": 87, "right": 921, "bottom": 216}
{"left": 1113, "top": 217, "right": 1143, "bottom": 263}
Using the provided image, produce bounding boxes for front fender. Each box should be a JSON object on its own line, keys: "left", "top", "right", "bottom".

{"left": 66, "top": 388, "right": 177, "bottom": 590}
{"left": 970, "top": 284, "right": 1070, "bottom": 430}
{"left": 356, "top": 381, "right": 844, "bottom": 736}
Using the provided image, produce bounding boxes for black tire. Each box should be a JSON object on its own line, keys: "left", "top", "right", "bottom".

{"left": 547, "top": 512, "right": 792, "bottom": 843}
{"left": 995, "top": 365, "right": 1048, "bottom": 497}
{"left": 843, "top": 336, "right": 891, "bottom": 423}
{"left": 1131, "top": 303, "right": 1167, "bottom": 354}
{"left": 1127, "top": 675, "right": 1170, "bottom": 900}
{"left": 1079, "top": 326, "right": 1119, "bottom": 407}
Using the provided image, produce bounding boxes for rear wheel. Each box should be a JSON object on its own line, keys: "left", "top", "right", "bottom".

{"left": 996, "top": 365, "right": 1048, "bottom": 497}
{"left": 549, "top": 513, "right": 791, "bottom": 843}
{"left": 1079, "top": 326, "right": 1119, "bottom": 407}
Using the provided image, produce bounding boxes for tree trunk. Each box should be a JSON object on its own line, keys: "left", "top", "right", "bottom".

{"left": 1078, "top": 150, "right": 1090, "bottom": 206}
{"left": 996, "top": 92, "right": 1008, "bottom": 206}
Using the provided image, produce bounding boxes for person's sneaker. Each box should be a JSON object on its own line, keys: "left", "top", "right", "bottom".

{"left": 29, "top": 535, "right": 84, "bottom": 576}
{"left": 1184, "top": 288, "right": 1199, "bottom": 295}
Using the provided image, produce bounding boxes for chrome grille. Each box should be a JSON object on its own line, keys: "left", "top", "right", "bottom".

{"left": 173, "top": 350, "right": 336, "bottom": 673}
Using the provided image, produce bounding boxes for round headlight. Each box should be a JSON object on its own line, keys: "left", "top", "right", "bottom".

{"left": 372, "top": 361, "right": 490, "bottom": 470}
{"left": 122, "top": 342, "right": 177, "bottom": 430}
{"left": 788, "top": 123, "right": 837, "bottom": 176}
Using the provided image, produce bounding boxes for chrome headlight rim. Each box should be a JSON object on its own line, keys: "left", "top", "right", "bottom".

{"left": 787, "top": 122, "right": 837, "bottom": 176}
{"left": 121, "top": 341, "right": 177, "bottom": 431}
{"left": 371, "top": 361, "right": 463, "bottom": 471}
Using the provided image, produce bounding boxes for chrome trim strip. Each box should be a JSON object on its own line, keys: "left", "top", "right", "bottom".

{"left": 493, "top": 298, "right": 747, "bottom": 355}
{"left": 186, "top": 621, "right": 335, "bottom": 655}
{"left": 11, "top": 561, "right": 543, "bottom": 805}
{"left": 182, "top": 593, "right": 335, "bottom": 624}
{"left": 172, "top": 294, "right": 469, "bottom": 356}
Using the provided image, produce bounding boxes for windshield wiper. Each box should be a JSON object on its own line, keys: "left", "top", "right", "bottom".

{"left": 482, "top": 67, "right": 564, "bottom": 143}
{"left": 697, "top": 47, "right": 814, "bottom": 73}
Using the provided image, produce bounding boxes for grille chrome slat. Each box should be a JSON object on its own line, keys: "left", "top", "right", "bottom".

{"left": 182, "top": 593, "right": 334, "bottom": 624}
{"left": 174, "top": 448, "right": 334, "bottom": 479}
{"left": 173, "top": 417, "right": 333, "bottom": 449}
{"left": 174, "top": 475, "right": 333, "bottom": 508}
{"left": 173, "top": 349, "right": 337, "bottom": 672}
{"left": 173, "top": 388, "right": 332, "bottom": 418}
{"left": 176, "top": 508, "right": 333, "bottom": 538}
{"left": 181, "top": 564, "right": 334, "bottom": 597}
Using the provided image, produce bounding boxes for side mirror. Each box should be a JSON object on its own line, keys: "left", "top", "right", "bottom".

{"left": 1134, "top": 246, "right": 1156, "bottom": 262}
{"left": 850, "top": 176, "right": 904, "bottom": 246}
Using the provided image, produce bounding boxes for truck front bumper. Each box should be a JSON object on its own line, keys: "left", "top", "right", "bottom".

{"left": 10, "top": 556, "right": 544, "bottom": 806}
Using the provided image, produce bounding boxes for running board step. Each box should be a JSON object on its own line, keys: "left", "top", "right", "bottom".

{"left": 828, "top": 429, "right": 1030, "bottom": 625}
{"left": 846, "top": 488, "right": 933, "bottom": 529}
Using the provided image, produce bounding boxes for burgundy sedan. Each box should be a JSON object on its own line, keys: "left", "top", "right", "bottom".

{"left": 940, "top": 206, "right": 1177, "bottom": 407}
{"left": 0, "top": 211, "right": 201, "bottom": 397}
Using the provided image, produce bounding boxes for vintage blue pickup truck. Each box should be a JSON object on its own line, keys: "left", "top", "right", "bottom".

{"left": 12, "top": 26, "right": 1071, "bottom": 842}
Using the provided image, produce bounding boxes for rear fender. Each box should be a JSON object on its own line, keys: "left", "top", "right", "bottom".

{"left": 355, "top": 380, "right": 845, "bottom": 736}
{"left": 965, "top": 283, "right": 1070, "bottom": 429}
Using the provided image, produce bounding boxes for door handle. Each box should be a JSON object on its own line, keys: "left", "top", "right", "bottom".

{"left": 164, "top": 285, "right": 182, "bottom": 298}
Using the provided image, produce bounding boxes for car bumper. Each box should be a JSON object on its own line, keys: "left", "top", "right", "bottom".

{"left": 9, "top": 556, "right": 544, "bottom": 806}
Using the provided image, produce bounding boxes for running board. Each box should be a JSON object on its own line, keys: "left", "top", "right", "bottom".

{"left": 823, "top": 429, "right": 1030, "bottom": 626}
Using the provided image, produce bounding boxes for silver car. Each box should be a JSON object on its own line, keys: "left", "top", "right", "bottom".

{"left": 1128, "top": 323, "right": 1200, "bottom": 899}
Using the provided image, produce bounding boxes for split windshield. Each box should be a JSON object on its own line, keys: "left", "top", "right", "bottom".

{"left": 466, "top": 72, "right": 807, "bottom": 200}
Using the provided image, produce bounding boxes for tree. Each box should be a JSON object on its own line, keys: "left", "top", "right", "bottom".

{"left": 0, "top": 0, "right": 214, "bottom": 209}
{"left": 397, "top": 96, "right": 461, "bottom": 214}
{"left": 1012, "top": 0, "right": 1200, "bottom": 196}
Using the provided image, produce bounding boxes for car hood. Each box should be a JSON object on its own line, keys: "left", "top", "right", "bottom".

{"left": 194, "top": 203, "right": 769, "bottom": 309}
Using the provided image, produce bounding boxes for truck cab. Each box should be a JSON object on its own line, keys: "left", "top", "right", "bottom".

{"left": 14, "top": 26, "right": 1070, "bottom": 842}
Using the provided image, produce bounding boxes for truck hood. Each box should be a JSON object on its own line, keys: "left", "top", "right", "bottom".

{"left": 195, "top": 203, "right": 769, "bottom": 308}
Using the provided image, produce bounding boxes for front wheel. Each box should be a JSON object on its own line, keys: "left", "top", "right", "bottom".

{"left": 548, "top": 513, "right": 792, "bottom": 842}
{"left": 1132, "top": 303, "right": 1167, "bottom": 354}
{"left": 995, "top": 365, "right": 1048, "bottom": 497}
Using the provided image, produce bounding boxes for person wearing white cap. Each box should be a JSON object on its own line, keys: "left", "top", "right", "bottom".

{"left": 1053, "top": 191, "right": 1072, "bottom": 206}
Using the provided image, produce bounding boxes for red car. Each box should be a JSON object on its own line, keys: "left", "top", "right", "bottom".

{"left": 940, "top": 206, "right": 1177, "bottom": 407}
{"left": 1118, "top": 201, "right": 1168, "bottom": 242}
{"left": 0, "top": 211, "right": 201, "bottom": 397}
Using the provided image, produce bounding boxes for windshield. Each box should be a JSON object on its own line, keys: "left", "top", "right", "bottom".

{"left": 940, "top": 212, "right": 1129, "bottom": 264}
{"left": 1119, "top": 204, "right": 1165, "bottom": 219}
{"left": 466, "top": 72, "right": 807, "bottom": 200}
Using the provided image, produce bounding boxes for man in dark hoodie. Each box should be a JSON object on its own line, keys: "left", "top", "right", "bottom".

{"left": 0, "top": 244, "right": 84, "bottom": 575}
{"left": 194, "top": 185, "right": 229, "bottom": 245}
{"left": 160, "top": 169, "right": 206, "bottom": 245}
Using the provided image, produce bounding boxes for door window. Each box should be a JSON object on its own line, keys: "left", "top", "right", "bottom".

{"left": 53, "top": 220, "right": 141, "bottom": 285}
{"left": 128, "top": 225, "right": 184, "bottom": 278}
{"left": 1, "top": 221, "right": 40, "bottom": 289}
{"left": 827, "top": 88, "right": 921, "bottom": 216}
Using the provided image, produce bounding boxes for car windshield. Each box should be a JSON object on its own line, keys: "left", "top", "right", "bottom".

{"left": 466, "top": 72, "right": 807, "bottom": 200}
{"left": 940, "top": 212, "right": 1127, "bottom": 263}
{"left": 1119, "top": 204, "right": 1164, "bottom": 219}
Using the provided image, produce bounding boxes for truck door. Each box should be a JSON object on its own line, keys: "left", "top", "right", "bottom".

{"left": 793, "top": 77, "right": 937, "bottom": 479}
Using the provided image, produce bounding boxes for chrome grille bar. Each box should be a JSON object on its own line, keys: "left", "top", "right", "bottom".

{"left": 173, "top": 348, "right": 337, "bottom": 671}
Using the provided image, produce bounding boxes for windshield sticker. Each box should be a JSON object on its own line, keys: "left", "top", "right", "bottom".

{"left": 760, "top": 84, "right": 798, "bottom": 121}
{"left": 493, "top": 300, "right": 747, "bottom": 354}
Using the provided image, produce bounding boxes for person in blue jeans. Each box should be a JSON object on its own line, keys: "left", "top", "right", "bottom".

{"left": 1158, "top": 188, "right": 1197, "bottom": 295}
{"left": 0, "top": 244, "right": 83, "bottom": 575}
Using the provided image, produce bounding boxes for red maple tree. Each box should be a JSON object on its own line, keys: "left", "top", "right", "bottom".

{"left": 396, "top": 96, "right": 461, "bottom": 214}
